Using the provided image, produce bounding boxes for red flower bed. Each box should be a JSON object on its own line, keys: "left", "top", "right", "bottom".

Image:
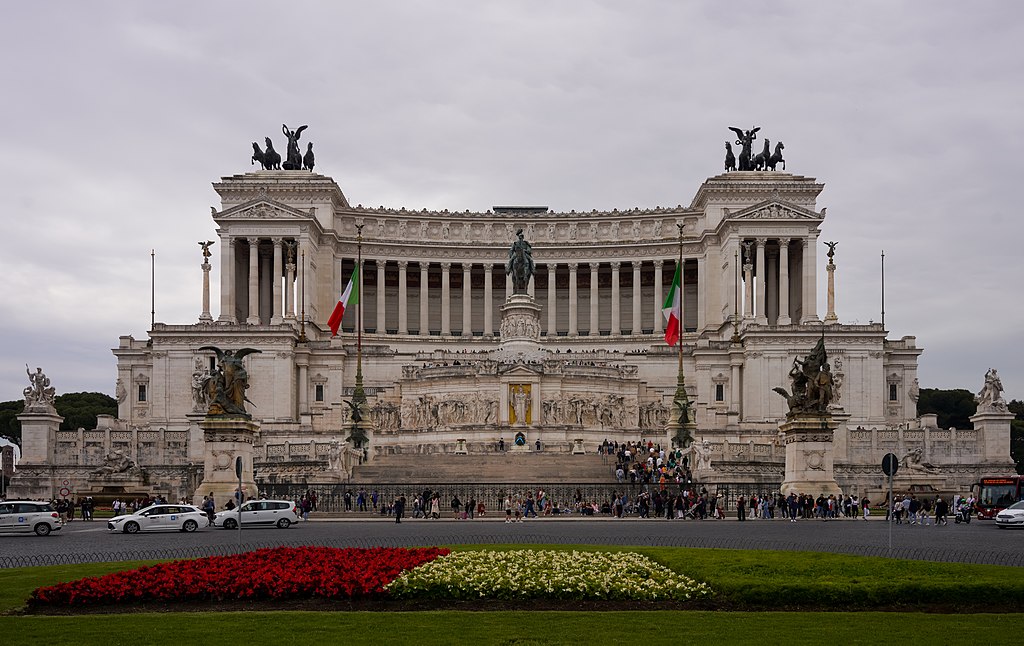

{"left": 29, "top": 546, "right": 449, "bottom": 608}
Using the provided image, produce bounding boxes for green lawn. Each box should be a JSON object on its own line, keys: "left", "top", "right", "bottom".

{"left": 1, "top": 547, "right": 1022, "bottom": 645}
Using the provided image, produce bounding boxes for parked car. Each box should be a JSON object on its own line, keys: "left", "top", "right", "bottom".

{"left": 214, "top": 500, "right": 300, "bottom": 529}
{"left": 995, "top": 500, "right": 1024, "bottom": 529}
{"left": 0, "top": 500, "right": 63, "bottom": 536}
{"left": 107, "top": 503, "right": 207, "bottom": 534}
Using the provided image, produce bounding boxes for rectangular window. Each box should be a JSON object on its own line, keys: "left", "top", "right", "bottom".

{"left": 137, "top": 384, "right": 147, "bottom": 402}
{"left": 715, "top": 384, "right": 725, "bottom": 402}
{"left": 315, "top": 384, "right": 324, "bottom": 402}
{"left": 889, "top": 384, "right": 898, "bottom": 402}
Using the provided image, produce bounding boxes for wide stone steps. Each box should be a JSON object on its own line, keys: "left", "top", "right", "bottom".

{"left": 351, "top": 452, "right": 615, "bottom": 483}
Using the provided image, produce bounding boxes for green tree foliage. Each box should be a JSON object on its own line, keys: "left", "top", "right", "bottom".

{"left": 0, "top": 392, "right": 117, "bottom": 446}
{"left": 916, "top": 388, "right": 976, "bottom": 429}
{"left": 1009, "top": 399, "right": 1024, "bottom": 475}
{"left": 54, "top": 392, "right": 117, "bottom": 431}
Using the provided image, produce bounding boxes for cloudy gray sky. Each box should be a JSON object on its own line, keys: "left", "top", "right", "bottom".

{"left": 1, "top": 2, "right": 1021, "bottom": 404}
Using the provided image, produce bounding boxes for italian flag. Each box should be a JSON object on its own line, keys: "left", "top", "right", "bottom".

{"left": 327, "top": 265, "right": 359, "bottom": 337}
{"left": 661, "top": 264, "right": 682, "bottom": 346}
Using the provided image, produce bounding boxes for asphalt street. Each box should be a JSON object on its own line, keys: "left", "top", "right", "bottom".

{"left": 2, "top": 515, "right": 1021, "bottom": 567}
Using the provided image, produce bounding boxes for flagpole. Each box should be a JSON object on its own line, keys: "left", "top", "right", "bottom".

{"left": 672, "top": 222, "right": 692, "bottom": 449}
{"left": 880, "top": 249, "right": 885, "bottom": 329}
{"left": 352, "top": 224, "right": 366, "bottom": 449}
{"left": 150, "top": 249, "right": 155, "bottom": 331}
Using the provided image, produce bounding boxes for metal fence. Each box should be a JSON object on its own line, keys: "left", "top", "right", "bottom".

{"left": 3, "top": 534, "right": 1022, "bottom": 569}
{"left": 257, "top": 481, "right": 780, "bottom": 515}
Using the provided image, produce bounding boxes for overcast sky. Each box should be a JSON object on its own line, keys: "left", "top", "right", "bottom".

{"left": 1, "top": 2, "right": 1021, "bottom": 406}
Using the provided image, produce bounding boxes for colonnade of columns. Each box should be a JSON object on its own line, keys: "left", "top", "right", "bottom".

{"left": 334, "top": 259, "right": 696, "bottom": 338}
{"left": 217, "top": 236, "right": 297, "bottom": 325}
{"left": 739, "top": 236, "right": 817, "bottom": 325}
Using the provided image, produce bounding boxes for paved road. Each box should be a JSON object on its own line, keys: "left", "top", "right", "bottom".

{"left": 2, "top": 516, "right": 1021, "bottom": 567}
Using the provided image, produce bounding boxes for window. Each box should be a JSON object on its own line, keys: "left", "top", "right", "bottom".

{"left": 889, "top": 384, "right": 898, "bottom": 401}
{"left": 715, "top": 384, "right": 725, "bottom": 402}
{"left": 315, "top": 384, "right": 324, "bottom": 402}
{"left": 138, "top": 384, "right": 148, "bottom": 402}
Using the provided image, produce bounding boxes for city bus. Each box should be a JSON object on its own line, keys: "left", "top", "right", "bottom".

{"left": 975, "top": 476, "right": 1024, "bottom": 520}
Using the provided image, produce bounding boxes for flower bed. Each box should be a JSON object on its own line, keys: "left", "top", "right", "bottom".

{"left": 386, "top": 550, "right": 712, "bottom": 601}
{"left": 28, "top": 547, "right": 711, "bottom": 609}
{"left": 28, "top": 546, "right": 449, "bottom": 608}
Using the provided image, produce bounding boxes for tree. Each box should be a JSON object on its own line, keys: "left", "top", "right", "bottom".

{"left": 917, "top": 388, "right": 977, "bottom": 429}
{"left": 1009, "top": 399, "right": 1024, "bottom": 475}
{"left": 0, "top": 392, "right": 117, "bottom": 446}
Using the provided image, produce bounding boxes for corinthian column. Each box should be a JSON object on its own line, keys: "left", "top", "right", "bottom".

{"left": 755, "top": 238, "right": 767, "bottom": 324}
{"left": 778, "top": 238, "right": 792, "bottom": 325}
{"left": 610, "top": 261, "right": 621, "bottom": 335}
{"left": 589, "top": 262, "right": 600, "bottom": 336}
{"left": 398, "top": 261, "right": 409, "bottom": 334}
{"left": 462, "top": 263, "right": 472, "bottom": 337}
{"left": 200, "top": 249, "right": 213, "bottom": 323}
{"left": 284, "top": 243, "right": 296, "bottom": 319}
{"left": 653, "top": 260, "right": 663, "bottom": 333}
{"left": 568, "top": 262, "right": 578, "bottom": 336}
{"left": 484, "top": 263, "right": 494, "bottom": 336}
{"left": 825, "top": 244, "right": 838, "bottom": 324}
{"left": 419, "top": 262, "right": 429, "bottom": 335}
{"left": 802, "top": 236, "right": 819, "bottom": 323}
{"left": 218, "top": 236, "right": 236, "bottom": 323}
{"left": 632, "top": 261, "right": 641, "bottom": 334}
{"left": 271, "top": 238, "right": 283, "bottom": 324}
{"left": 376, "top": 260, "right": 387, "bottom": 333}
{"left": 547, "top": 264, "right": 557, "bottom": 335}
{"left": 246, "top": 237, "right": 261, "bottom": 325}
{"left": 441, "top": 262, "right": 452, "bottom": 335}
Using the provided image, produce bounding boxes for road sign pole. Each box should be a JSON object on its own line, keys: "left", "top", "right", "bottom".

{"left": 888, "top": 471, "right": 893, "bottom": 554}
{"left": 235, "top": 456, "right": 243, "bottom": 547}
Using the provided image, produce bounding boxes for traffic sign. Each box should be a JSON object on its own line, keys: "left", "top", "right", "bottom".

{"left": 235, "top": 456, "right": 243, "bottom": 478}
{"left": 59, "top": 487, "right": 70, "bottom": 497}
{"left": 881, "top": 453, "right": 899, "bottom": 477}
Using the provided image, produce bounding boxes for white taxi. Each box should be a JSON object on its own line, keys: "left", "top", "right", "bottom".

{"left": 107, "top": 503, "right": 207, "bottom": 534}
{"left": 0, "top": 500, "right": 63, "bottom": 536}
{"left": 214, "top": 499, "right": 300, "bottom": 529}
{"left": 995, "top": 500, "right": 1024, "bottom": 529}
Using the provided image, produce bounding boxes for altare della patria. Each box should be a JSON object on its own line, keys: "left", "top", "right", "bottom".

{"left": 8, "top": 124, "right": 1015, "bottom": 507}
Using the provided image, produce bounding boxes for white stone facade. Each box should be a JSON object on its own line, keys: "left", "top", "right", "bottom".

{"left": 13, "top": 167, "right": 1006, "bottom": 501}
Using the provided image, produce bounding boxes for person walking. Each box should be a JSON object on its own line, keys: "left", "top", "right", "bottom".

{"left": 394, "top": 496, "right": 406, "bottom": 524}
{"left": 737, "top": 495, "right": 746, "bottom": 521}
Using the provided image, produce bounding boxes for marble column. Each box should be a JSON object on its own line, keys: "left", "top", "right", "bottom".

{"left": 377, "top": 260, "right": 387, "bottom": 333}
{"left": 696, "top": 256, "right": 707, "bottom": 331}
{"left": 284, "top": 244, "right": 296, "bottom": 319}
{"left": 546, "top": 264, "right": 557, "bottom": 336}
{"left": 218, "top": 236, "right": 236, "bottom": 323}
{"left": 610, "top": 262, "right": 621, "bottom": 335}
{"left": 802, "top": 237, "right": 819, "bottom": 323}
{"left": 246, "top": 237, "right": 261, "bottom": 325}
{"left": 730, "top": 361, "right": 742, "bottom": 413}
{"left": 271, "top": 238, "right": 283, "bottom": 324}
{"left": 462, "top": 263, "right": 472, "bottom": 336}
{"left": 825, "top": 252, "right": 838, "bottom": 324}
{"left": 484, "top": 263, "right": 494, "bottom": 336}
{"left": 755, "top": 238, "right": 767, "bottom": 324}
{"left": 568, "top": 263, "right": 578, "bottom": 336}
{"left": 419, "top": 262, "right": 429, "bottom": 335}
{"left": 398, "top": 261, "right": 409, "bottom": 334}
{"left": 260, "top": 241, "right": 272, "bottom": 324}
{"left": 632, "top": 262, "right": 642, "bottom": 334}
{"left": 200, "top": 255, "right": 213, "bottom": 323}
{"left": 589, "top": 262, "right": 600, "bottom": 336}
{"left": 505, "top": 272, "right": 513, "bottom": 301}
{"left": 742, "top": 241, "right": 754, "bottom": 320}
{"left": 297, "top": 362, "right": 308, "bottom": 415}
{"left": 653, "top": 260, "right": 664, "bottom": 333}
{"left": 778, "top": 238, "right": 792, "bottom": 325}
{"left": 441, "top": 262, "right": 451, "bottom": 335}
{"left": 766, "top": 247, "right": 778, "bottom": 325}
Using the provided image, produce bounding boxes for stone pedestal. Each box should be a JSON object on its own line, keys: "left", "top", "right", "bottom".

{"left": 969, "top": 409, "right": 1016, "bottom": 471}
{"left": 779, "top": 415, "right": 842, "bottom": 497}
{"left": 193, "top": 416, "right": 260, "bottom": 507}
{"left": 495, "top": 294, "right": 544, "bottom": 363}
{"left": 6, "top": 407, "right": 64, "bottom": 500}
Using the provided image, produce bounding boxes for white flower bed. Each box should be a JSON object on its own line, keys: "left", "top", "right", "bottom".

{"left": 385, "top": 550, "right": 712, "bottom": 601}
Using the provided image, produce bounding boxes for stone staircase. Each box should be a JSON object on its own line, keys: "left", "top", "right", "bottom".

{"left": 351, "top": 452, "right": 615, "bottom": 484}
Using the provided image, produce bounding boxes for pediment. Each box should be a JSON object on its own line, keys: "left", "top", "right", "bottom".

{"left": 728, "top": 200, "right": 822, "bottom": 221}
{"left": 214, "top": 198, "right": 315, "bottom": 221}
{"left": 498, "top": 363, "right": 544, "bottom": 377}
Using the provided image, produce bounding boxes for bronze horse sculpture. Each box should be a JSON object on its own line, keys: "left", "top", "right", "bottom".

{"left": 251, "top": 142, "right": 266, "bottom": 169}
{"left": 724, "top": 142, "right": 736, "bottom": 172}
{"left": 752, "top": 139, "right": 771, "bottom": 171}
{"left": 262, "top": 137, "right": 281, "bottom": 170}
{"left": 767, "top": 142, "right": 785, "bottom": 171}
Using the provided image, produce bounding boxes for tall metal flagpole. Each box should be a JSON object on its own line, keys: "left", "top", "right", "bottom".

{"left": 672, "top": 223, "right": 692, "bottom": 448}
{"left": 351, "top": 224, "right": 367, "bottom": 449}
{"left": 150, "top": 249, "right": 155, "bottom": 331}
{"left": 880, "top": 250, "right": 885, "bottom": 329}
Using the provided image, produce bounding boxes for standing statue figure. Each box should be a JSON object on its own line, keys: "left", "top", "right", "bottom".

{"left": 824, "top": 241, "right": 838, "bottom": 260}
{"left": 512, "top": 386, "right": 530, "bottom": 425}
{"left": 282, "top": 124, "right": 308, "bottom": 170}
{"left": 199, "top": 240, "right": 215, "bottom": 260}
{"left": 728, "top": 126, "right": 760, "bottom": 171}
{"left": 197, "top": 346, "right": 262, "bottom": 417}
{"left": 505, "top": 228, "right": 535, "bottom": 293}
{"left": 976, "top": 368, "right": 1008, "bottom": 412}
{"left": 23, "top": 364, "right": 57, "bottom": 409}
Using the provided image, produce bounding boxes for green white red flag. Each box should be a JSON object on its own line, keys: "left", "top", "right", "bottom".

{"left": 661, "top": 264, "right": 681, "bottom": 346}
{"left": 327, "top": 265, "right": 359, "bottom": 337}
